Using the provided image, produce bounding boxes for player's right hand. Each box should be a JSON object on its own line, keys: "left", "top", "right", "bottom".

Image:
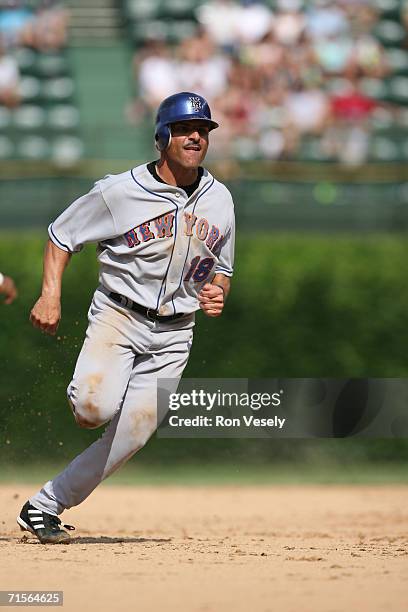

{"left": 30, "top": 295, "right": 61, "bottom": 335}
{"left": 0, "top": 275, "right": 18, "bottom": 304}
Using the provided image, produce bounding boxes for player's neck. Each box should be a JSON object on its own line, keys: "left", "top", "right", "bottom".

{"left": 156, "top": 159, "right": 198, "bottom": 188}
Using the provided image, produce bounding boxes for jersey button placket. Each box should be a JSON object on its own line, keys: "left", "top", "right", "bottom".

{"left": 164, "top": 208, "right": 187, "bottom": 294}
{"left": 158, "top": 199, "right": 183, "bottom": 310}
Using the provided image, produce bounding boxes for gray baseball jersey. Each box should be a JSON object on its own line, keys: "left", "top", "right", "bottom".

{"left": 48, "top": 163, "right": 235, "bottom": 316}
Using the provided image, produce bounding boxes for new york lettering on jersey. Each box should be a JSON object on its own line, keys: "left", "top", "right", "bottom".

{"left": 124, "top": 213, "right": 222, "bottom": 253}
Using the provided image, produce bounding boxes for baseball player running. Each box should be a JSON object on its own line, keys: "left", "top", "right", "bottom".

{"left": 17, "top": 92, "right": 235, "bottom": 544}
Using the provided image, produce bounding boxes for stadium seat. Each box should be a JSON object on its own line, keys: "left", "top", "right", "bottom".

{"left": 401, "top": 140, "right": 408, "bottom": 160}
{"left": 0, "top": 106, "right": 12, "bottom": 129}
{"left": 167, "top": 20, "right": 197, "bottom": 43}
{"left": 126, "top": 0, "right": 160, "bottom": 20}
{"left": 370, "top": 108, "right": 395, "bottom": 129}
{"left": 371, "top": 136, "right": 401, "bottom": 161}
{"left": 0, "top": 135, "right": 14, "bottom": 158}
{"left": 397, "top": 108, "right": 408, "bottom": 128}
{"left": 17, "top": 135, "right": 49, "bottom": 159}
{"left": 325, "top": 78, "right": 351, "bottom": 95}
{"left": 12, "top": 46, "right": 36, "bottom": 71}
{"left": 385, "top": 49, "right": 408, "bottom": 76}
{"left": 232, "top": 136, "right": 258, "bottom": 160}
{"left": 41, "top": 77, "right": 74, "bottom": 102}
{"left": 298, "top": 137, "right": 329, "bottom": 162}
{"left": 13, "top": 105, "right": 46, "bottom": 129}
{"left": 160, "top": 0, "right": 196, "bottom": 19}
{"left": 34, "top": 53, "right": 69, "bottom": 78}
{"left": 48, "top": 105, "right": 80, "bottom": 130}
{"left": 131, "top": 20, "right": 168, "bottom": 45}
{"left": 388, "top": 76, "right": 408, "bottom": 103}
{"left": 359, "top": 78, "right": 388, "bottom": 100}
{"left": 374, "top": 20, "right": 406, "bottom": 46}
{"left": 19, "top": 76, "right": 41, "bottom": 101}
{"left": 51, "top": 136, "right": 83, "bottom": 164}
{"left": 374, "top": 0, "right": 401, "bottom": 19}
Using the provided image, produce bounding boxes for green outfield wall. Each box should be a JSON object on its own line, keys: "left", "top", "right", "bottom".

{"left": 1, "top": 161, "right": 408, "bottom": 232}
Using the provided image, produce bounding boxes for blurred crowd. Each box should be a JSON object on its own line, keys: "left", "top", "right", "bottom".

{"left": 130, "top": 0, "right": 408, "bottom": 163}
{"left": 0, "top": 0, "right": 69, "bottom": 109}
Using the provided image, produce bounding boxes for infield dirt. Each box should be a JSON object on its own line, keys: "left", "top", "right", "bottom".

{"left": 1, "top": 484, "right": 407, "bottom": 611}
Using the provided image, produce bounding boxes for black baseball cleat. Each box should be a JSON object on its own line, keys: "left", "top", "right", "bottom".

{"left": 17, "top": 501, "right": 75, "bottom": 544}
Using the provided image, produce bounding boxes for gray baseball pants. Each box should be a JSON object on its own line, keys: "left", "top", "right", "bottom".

{"left": 30, "top": 288, "right": 194, "bottom": 516}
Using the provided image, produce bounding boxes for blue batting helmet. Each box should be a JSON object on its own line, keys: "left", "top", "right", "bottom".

{"left": 154, "top": 92, "right": 219, "bottom": 151}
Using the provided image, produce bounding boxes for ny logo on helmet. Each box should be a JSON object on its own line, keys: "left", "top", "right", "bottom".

{"left": 189, "top": 96, "right": 202, "bottom": 112}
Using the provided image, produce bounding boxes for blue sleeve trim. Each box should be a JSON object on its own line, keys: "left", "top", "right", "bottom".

{"left": 214, "top": 269, "right": 233, "bottom": 276}
{"left": 48, "top": 224, "right": 72, "bottom": 253}
{"left": 215, "top": 264, "right": 232, "bottom": 271}
{"left": 214, "top": 264, "right": 233, "bottom": 276}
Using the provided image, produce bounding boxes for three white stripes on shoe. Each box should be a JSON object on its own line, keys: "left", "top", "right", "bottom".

{"left": 28, "top": 509, "right": 46, "bottom": 530}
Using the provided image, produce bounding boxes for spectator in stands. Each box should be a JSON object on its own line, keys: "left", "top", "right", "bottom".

{"left": 330, "top": 79, "right": 377, "bottom": 122}
{"left": 134, "top": 38, "right": 176, "bottom": 116}
{"left": 283, "top": 79, "right": 330, "bottom": 145}
{"left": 323, "top": 79, "right": 377, "bottom": 164}
{"left": 176, "top": 31, "right": 230, "bottom": 102}
{"left": 26, "top": 1, "right": 69, "bottom": 51}
{"left": 0, "top": 0, "right": 33, "bottom": 48}
{"left": 0, "top": 37, "right": 20, "bottom": 107}
{"left": 212, "top": 82, "right": 260, "bottom": 157}
{"left": 129, "top": 0, "right": 406, "bottom": 163}
{"left": 349, "top": 31, "right": 388, "bottom": 79}
{"left": 341, "top": 0, "right": 378, "bottom": 36}
{"left": 241, "top": 28, "right": 285, "bottom": 75}
{"left": 234, "top": 0, "right": 273, "bottom": 46}
{"left": 313, "top": 31, "right": 354, "bottom": 76}
{"left": 273, "top": 0, "right": 306, "bottom": 47}
{"left": 196, "top": 0, "right": 241, "bottom": 51}
{"left": 306, "top": 0, "right": 349, "bottom": 41}
{"left": 402, "top": 1, "right": 408, "bottom": 33}
{"left": 256, "top": 77, "right": 329, "bottom": 161}
{"left": 283, "top": 31, "right": 323, "bottom": 87}
{"left": 211, "top": 55, "right": 261, "bottom": 155}
{"left": 257, "top": 79, "right": 290, "bottom": 159}
{"left": 197, "top": 0, "right": 274, "bottom": 50}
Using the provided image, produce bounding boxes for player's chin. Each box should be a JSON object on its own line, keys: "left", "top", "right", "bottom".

{"left": 182, "top": 149, "right": 206, "bottom": 167}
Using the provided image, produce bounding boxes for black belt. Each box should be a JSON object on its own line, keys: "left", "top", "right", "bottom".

{"left": 109, "top": 292, "right": 185, "bottom": 322}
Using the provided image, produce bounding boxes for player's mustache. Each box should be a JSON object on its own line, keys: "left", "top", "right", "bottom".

{"left": 184, "top": 143, "right": 201, "bottom": 150}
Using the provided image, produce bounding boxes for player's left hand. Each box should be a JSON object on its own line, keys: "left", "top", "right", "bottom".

{"left": 198, "top": 283, "right": 224, "bottom": 317}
